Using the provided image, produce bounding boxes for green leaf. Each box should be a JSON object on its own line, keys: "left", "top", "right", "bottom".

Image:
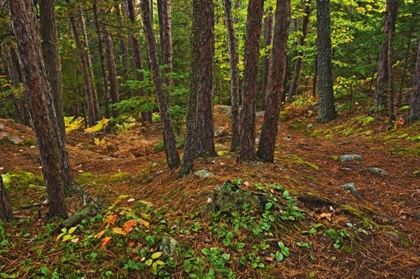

{"left": 201, "top": 248, "right": 210, "bottom": 255}
{"left": 67, "top": 225, "right": 79, "bottom": 235}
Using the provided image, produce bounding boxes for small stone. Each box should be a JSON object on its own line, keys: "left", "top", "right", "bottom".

{"left": 158, "top": 236, "right": 178, "bottom": 257}
{"left": 366, "top": 167, "right": 389, "bottom": 176}
{"left": 414, "top": 267, "right": 420, "bottom": 277}
{"left": 338, "top": 154, "right": 363, "bottom": 162}
{"left": 194, "top": 169, "right": 214, "bottom": 178}
{"left": 340, "top": 182, "right": 361, "bottom": 198}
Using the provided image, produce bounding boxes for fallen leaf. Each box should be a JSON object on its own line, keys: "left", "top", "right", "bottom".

{"left": 318, "top": 213, "right": 332, "bottom": 221}
{"left": 112, "top": 227, "right": 127, "bottom": 235}
{"left": 100, "top": 236, "right": 112, "bottom": 250}
{"left": 123, "top": 219, "right": 137, "bottom": 233}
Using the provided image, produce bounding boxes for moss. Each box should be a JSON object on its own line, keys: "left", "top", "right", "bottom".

{"left": 341, "top": 205, "right": 377, "bottom": 228}
{"left": 285, "top": 154, "right": 319, "bottom": 170}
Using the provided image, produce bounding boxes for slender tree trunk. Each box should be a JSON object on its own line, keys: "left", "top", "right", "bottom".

{"left": 316, "top": 0, "right": 337, "bottom": 123}
{"left": 223, "top": 0, "right": 240, "bottom": 152}
{"left": 139, "top": 0, "right": 180, "bottom": 171}
{"left": 257, "top": 0, "right": 290, "bottom": 162}
{"left": 237, "top": 0, "right": 264, "bottom": 162}
{"left": 69, "top": 14, "right": 97, "bottom": 126}
{"left": 195, "top": 0, "right": 216, "bottom": 158}
{"left": 398, "top": 23, "right": 414, "bottom": 107}
{"left": 179, "top": 0, "right": 201, "bottom": 176}
{"left": 159, "top": 0, "right": 174, "bottom": 88}
{"left": 374, "top": 0, "right": 399, "bottom": 109}
{"left": 104, "top": 30, "right": 120, "bottom": 118}
{"left": 124, "top": 0, "right": 150, "bottom": 123}
{"left": 0, "top": 175, "right": 13, "bottom": 222}
{"left": 79, "top": 7, "right": 101, "bottom": 121}
{"left": 93, "top": 0, "right": 110, "bottom": 118}
{"left": 289, "top": 0, "right": 311, "bottom": 101}
{"left": 113, "top": 3, "right": 129, "bottom": 83}
{"left": 10, "top": 0, "right": 68, "bottom": 217}
{"left": 261, "top": 9, "right": 273, "bottom": 110}
{"left": 408, "top": 39, "right": 420, "bottom": 122}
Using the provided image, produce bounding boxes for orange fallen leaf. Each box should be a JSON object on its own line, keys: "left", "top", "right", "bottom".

{"left": 123, "top": 219, "right": 137, "bottom": 233}
{"left": 100, "top": 236, "right": 112, "bottom": 250}
{"left": 112, "top": 227, "right": 127, "bottom": 235}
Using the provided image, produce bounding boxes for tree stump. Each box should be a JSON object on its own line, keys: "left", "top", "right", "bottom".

{"left": 0, "top": 175, "right": 14, "bottom": 221}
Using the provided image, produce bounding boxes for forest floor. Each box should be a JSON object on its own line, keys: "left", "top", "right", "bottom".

{"left": 1, "top": 100, "right": 420, "bottom": 278}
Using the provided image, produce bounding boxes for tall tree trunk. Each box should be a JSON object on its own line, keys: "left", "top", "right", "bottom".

{"left": 124, "top": 0, "right": 150, "bottom": 123}
{"left": 93, "top": 0, "right": 110, "bottom": 118}
{"left": 374, "top": 0, "right": 399, "bottom": 109}
{"left": 408, "top": 39, "right": 420, "bottom": 122}
{"left": 237, "top": 0, "right": 264, "bottom": 162}
{"left": 40, "top": 0, "right": 65, "bottom": 138}
{"left": 398, "top": 22, "right": 414, "bottom": 107}
{"left": 79, "top": 7, "right": 101, "bottom": 121}
{"left": 40, "top": 0, "right": 76, "bottom": 194}
{"left": 158, "top": 0, "right": 174, "bottom": 88}
{"left": 104, "top": 30, "right": 120, "bottom": 118}
{"left": 195, "top": 0, "right": 216, "bottom": 158}
{"left": 223, "top": 0, "right": 240, "bottom": 152}
{"left": 257, "top": 0, "right": 290, "bottom": 162}
{"left": 0, "top": 175, "right": 14, "bottom": 222}
{"left": 139, "top": 0, "right": 180, "bottom": 171}
{"left": 288, "top": 0, "right": 311, "bottom": 101}
{"left": 68, "top": 14, "right": 97, "bottom": 126}
{"left": 316, "top": 0, "right": 337, "bottom": 123}
{"left": 179, "top": 0, "right": 201, "bottom": 176}
{"left": 261, "top": 8, "right": 273, "bottom": 110}
{"left": 10, "top": 0, "right": 69, "bottom": 217}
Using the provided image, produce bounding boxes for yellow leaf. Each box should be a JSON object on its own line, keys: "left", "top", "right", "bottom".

{"left": 151, "top": 252, "right": 162, "bottom": 259}
{"left": 137, "top": 218, "right": 150, "bottom": 228}
{"left": 94, "top": 230, "right": 106, "bottom": 239}
{"left": 63, "top": 234, "right": 72, "bottom": 242}
{"left": 68, "top": 225, "right": 79, "bottom": 235}
{"left": 112, "top": 227, "right": 127, "bottom": 236}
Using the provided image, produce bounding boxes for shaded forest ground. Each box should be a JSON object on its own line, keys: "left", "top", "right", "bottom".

{"left": 1, "top": 100, "right": 420, "bottom": 278}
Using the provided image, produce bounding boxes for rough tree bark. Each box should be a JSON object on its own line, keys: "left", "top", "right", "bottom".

{"left": 0, "top": 175, "right": 13, "bottom": 222}
{"left": 408, "top": 39, "right": 420, "bottom": 122}
{"left": 257, "top": 0, "right": 291, "bottom": 162}
{"left": 237, "top": 0, "right": 264, "bottom": 162}
{"left": 10, "top": 0, "right": 68, "bottom": 217}
{"left": 39, "top": 0, "right": 65, "bottom": 138}
{"left": 223, "top": 0, "right": 240, "bottom": 152}
{"left": 195, "top": 0, "right": 216, "bottom": 158}
{"left": 104, "top": 30, "right": 120, "bottom": 118}
{"left": 39, "top": 0, "right": 76, "bottom": 195}
{"left": 139, "top": 0, "right": 180, "bottom": 171}
{"left": 288, "top": 0, "right": 311, "bottom": 101}
{"left": 316, "top": 0, "right": 337, "bottom": 123}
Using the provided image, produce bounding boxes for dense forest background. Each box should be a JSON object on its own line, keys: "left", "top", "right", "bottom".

{"left": 1, "top": 0, "right": 419, "bottom": 124}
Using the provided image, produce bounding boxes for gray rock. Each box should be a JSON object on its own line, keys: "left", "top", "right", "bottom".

{"left": 414, "top": 267, "right": 420, "bottom": 277}
{"left": 366, "top": 167, "right": 389, "bottom": 176}
{"left": 340, "top": 182, "right": 361, "bottom": 198}
{"left": 194, "top": 169, "right": 214, "bottom": 178}
{"left": 338, "top": 154, "right": 363, "bottom": 162}
{"left": 255, "top": 111, "right": 265, "bottom": 117}
{"left": 158, "top": 236, "right": 177, "bottom": 257}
